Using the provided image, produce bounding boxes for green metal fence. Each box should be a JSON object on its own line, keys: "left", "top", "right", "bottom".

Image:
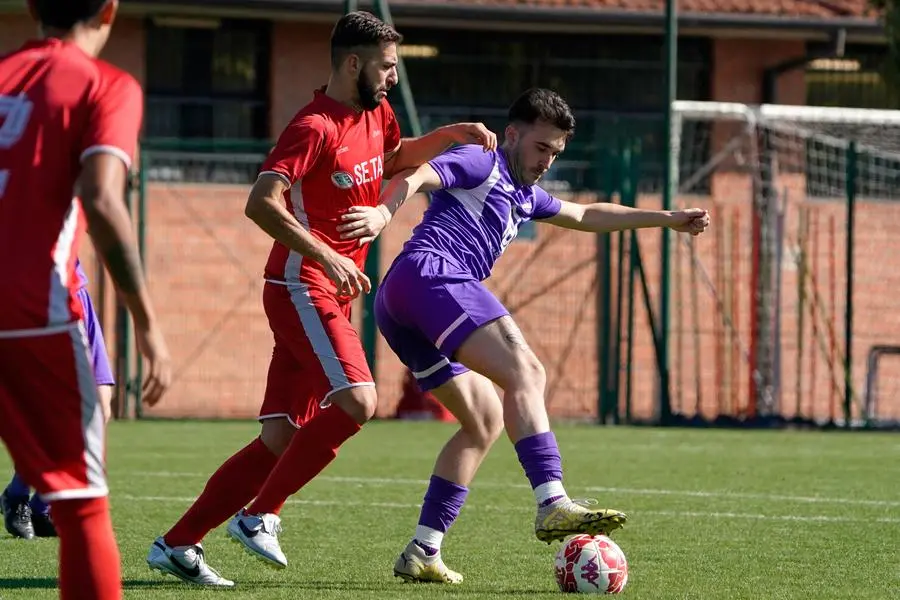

{"left": 115, "top": 105, "right": 900, "bottom": 429}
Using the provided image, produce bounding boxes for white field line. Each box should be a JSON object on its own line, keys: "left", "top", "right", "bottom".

{"left": 118, "top": 493, "right": 900, "bottom": 524}
{"left": 126, "top": 471, "right": 900, "bottom": 508}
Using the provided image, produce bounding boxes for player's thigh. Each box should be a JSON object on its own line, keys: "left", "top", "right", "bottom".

{"left": 0, "top": 327, "right": 106, "bottom": 501}
{"left": 378, "top": 252, "right": 510, "bottom": 357}
{"left": 431, "top": 371, "right": 504, "bottom": 444}
{"left": 265, "top": 282, "right": 372, "bottom": 388}
{"left": 453, "top": 315, "right": 546, "bottom": 393}
{"left": 381, "top": 256, "right": 540, "bottom": 392}
{"left": 263, "top": 282, "right": 373, "bottom": 418}
{"left": 375, "top": 284, "right": 470, "bottom": 393}
{"left": 259, "top": 339, "right": 323, "bottom": 431}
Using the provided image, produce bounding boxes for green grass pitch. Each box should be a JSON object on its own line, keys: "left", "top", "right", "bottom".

{"left": 0, "top": 420, "right": 897, "bottom": 599}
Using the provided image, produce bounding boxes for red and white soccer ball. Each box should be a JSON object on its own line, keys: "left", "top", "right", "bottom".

{"left": 554, "top": 534, "right": 628, "bottom": 594}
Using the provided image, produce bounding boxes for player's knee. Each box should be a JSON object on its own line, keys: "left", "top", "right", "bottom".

{"left": 259, "top": 419, "right": 296, "bottom": 455}
{"left": 331, "top": 385, "right": 378, "bottom": 425}
{"left": 510, "top": 353, "right": 546, "bottom": 394}
{"left": 458, "top": 397, "right": 504, "bottom": 449}
{"left": 476, "top": 400, "right": 505, "bottom": 448}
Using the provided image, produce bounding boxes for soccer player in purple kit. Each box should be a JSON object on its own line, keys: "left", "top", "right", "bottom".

{"left": 1, "top": 258, "right": 116, "bottom": 540}
{"left": 339, "top": 87, "right": 710, "bottom": 583}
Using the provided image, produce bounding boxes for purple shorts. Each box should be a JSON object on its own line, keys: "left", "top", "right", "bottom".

{"left": 375, "top": 251, "right": 508, "bottom": 391}
{"left": 76, "top": 287, "right": 115, "bottom": 386}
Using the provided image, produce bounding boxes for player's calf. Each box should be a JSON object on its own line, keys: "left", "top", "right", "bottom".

{"left": 232, "top": 387, "right": 375, "bottom": 569}
{"left": 515, "top": 431, "right": 628, "bottom": 543}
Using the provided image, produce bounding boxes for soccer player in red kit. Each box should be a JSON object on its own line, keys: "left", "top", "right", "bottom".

{"left": 147, "top": 11, "right": 495, "bottom": 586}
{"left": 0, "top": 0, "right": 172, "bottom": 598}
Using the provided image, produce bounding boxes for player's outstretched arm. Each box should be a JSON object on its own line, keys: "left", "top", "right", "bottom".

{"left": 542, "top": 200, "right": 710, "bottom": 236}
{"left": 338, "top": 163, "right": 444, "bottom": 245}
{"left": 79, "top": 154, "right": 172, "bottom": 406}
{"left": 384, "top": 123, "right": 497, "bottom": 178}
{"left": 247, "top": 174, "right": 371, "bottom": 298}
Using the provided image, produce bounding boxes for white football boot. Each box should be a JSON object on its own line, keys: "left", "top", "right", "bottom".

{"left": 226, "top": 510, "right": 288, "bottom": 569}
{"left": 147, "top": 536, "right": 234, "bottom": 587}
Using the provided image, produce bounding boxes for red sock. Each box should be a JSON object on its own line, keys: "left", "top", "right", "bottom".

{"left": 164, "top": 437, "right": 278, "bottom": 547}
{"left": 53, "top": 496, "right": 121, "bottom": 600}
{"left": 247, "top": 406, "right": 361, "bottom": 515}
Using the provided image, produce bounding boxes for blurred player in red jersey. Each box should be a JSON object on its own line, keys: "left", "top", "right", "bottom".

{"left": 148, "top": 10, "right": 496, "bottom": 586}
{"left": 0, "top": 1, "right": 172, "bottom": 598}
{"left": 2, "top": 259, "right": 117, "bottom": 541}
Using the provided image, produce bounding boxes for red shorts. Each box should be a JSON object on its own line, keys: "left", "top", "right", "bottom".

{"left": 0, "top": 324, "right": 107, "bottom": 501}
{"left": 259, "top": 282, "right": 374, "bottom": 428}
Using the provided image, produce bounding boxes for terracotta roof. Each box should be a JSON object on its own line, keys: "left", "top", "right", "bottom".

{"left": 395, "top": 0, "right": 879, "bottom": 19}
{"left": 123, "top": 0, "right": 884, "bottom": 28}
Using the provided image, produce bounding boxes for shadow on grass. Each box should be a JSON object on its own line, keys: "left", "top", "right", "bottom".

{"left": 0, "top": 577, "right": 557, "bottom": 595}
{"left": 0, "top": 578, "right": 195, "bottom": 590}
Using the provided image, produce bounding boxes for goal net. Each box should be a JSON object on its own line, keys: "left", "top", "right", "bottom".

{"left": 669, "top": 100, "right": 900, "bottom": 427}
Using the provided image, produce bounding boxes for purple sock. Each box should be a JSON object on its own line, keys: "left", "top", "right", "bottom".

{"left": 5, "top": 473, "right": 30, "bottom": 500}
{"left": 414, "top": 475, "right": 468, "bottom": 556}
{"left": 514, "top": 432, "right": 564, "bottom": 489}
{"left": 29, "top": 493, "right": 49, "bottom": 516}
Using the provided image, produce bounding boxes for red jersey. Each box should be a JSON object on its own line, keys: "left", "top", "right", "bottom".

{"left": 260, "top": 88, "right": 401, "bottom": 290}
{"left": 0, "top": 39, "right": 142, "bottom": 332}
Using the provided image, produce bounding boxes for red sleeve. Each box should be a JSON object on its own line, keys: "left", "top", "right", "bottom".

{"left": 80, "top": 69, "right": 143, "bottom": 170}
{"left": 259, "top": 115, "right": 327, "bottom": 186}
{"left": 382, "top": 101, "right": 401, "bottom": 154}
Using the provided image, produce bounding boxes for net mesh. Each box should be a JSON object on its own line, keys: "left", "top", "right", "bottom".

{"left": 672, "top": 101, "right": 900, "bottom": 426}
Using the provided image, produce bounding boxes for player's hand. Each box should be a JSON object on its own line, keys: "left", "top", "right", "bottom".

{"left": 134, "top": 324, "right": 172, "bottom": 407}
{"left": 446, "top": 122, "right": 497, "bottom": 152}
{"left": 321, "top": 249, "right": 372, "bottom": 299}
{"left": 669, "top": 208, "right": 710, "bottom": 236}
{"left": 338, "top": 205, "right": 391, "bottom": 246}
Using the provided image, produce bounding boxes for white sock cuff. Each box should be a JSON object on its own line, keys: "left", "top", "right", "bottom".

{"left": 414, "top": 525, "right": 444, "bottom": 549}
{"left": 534, "top": 480, "right": 567, "bottom": 504}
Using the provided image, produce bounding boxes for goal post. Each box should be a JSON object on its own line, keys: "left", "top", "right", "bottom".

{"left": 668, "top": 100, "right": 900, "bottom": 427}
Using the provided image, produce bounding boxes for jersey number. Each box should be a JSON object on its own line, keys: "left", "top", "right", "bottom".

{"left": 0, "top": 94, "right": 35, "bottom": 199}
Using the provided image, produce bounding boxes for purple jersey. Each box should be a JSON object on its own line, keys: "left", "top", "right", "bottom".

{"left": 400, "top": 145, "right": 562, "bottom": 281}
{"left": 71, "top": 259, "right": 113, "bottom": 385}
{"left": 74, "top": 259, "right": 88, "bottom": 290}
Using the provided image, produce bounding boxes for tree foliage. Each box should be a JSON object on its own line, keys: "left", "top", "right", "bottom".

{"left": 871, "top": 0, "right": 900, "bottom": 83}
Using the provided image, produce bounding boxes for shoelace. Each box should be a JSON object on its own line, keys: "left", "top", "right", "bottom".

{"left": 571, "top": 498, "right": 599, "bottom": 508}
{"left": 186, "top": 545, "right": 227, "bottom": 579}
{"left": 15, "top": 502, "right": 32, "bottom": 521}
{"left": 260, "top": 515, "right": 283, "bottom": 536}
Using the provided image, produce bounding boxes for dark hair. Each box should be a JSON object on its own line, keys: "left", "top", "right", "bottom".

{"left": 508, "top": 88, "right": 576, "bottom": 137}
{"left": 330, "top": 11, "right": 403, "bottom": 69}
{"left": 32, "top": 0, "right": 107, "bottom": 30}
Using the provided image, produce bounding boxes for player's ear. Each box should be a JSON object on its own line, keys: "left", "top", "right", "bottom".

{"left": 99, "top": 0, "right": 118, "bottom": 26}
{"left": 504, "top": 123, "right": 519, "bottom": 147}
{"left": 346, "top": 53, "right": 361, "bottom": 76}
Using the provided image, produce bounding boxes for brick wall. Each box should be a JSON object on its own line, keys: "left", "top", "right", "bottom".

{"left": 74, "top": 182, "right": 900, "bottom": 425}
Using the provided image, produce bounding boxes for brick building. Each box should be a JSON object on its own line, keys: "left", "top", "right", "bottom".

{"left": 1, "top": 0, "right": 894, "bottom": 423}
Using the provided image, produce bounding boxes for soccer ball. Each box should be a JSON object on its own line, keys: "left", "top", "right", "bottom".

{"left": 554, "top": 534, "right": 628, "bottom": 594}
